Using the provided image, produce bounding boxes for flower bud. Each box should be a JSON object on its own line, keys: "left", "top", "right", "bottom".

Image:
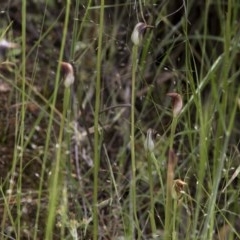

{"left": 144, "top": 128, "right": 155, "bottom": 152}
{"left": 60, "top": 62, "right": 75, "bottom": 88}
{"left": 167, "top": 92, "right": 183, "bottom": 117}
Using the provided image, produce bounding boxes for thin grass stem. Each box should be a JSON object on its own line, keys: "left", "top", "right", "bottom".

{"left": 93, "top": 0, "right": 104, "bottom": 239}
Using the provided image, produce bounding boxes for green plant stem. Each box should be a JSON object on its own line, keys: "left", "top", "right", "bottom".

{"left": 16, "top": 1, "right": 27, "bottom": 238}
{"left": 149, "top": 152, "right": 165, "bottom": 201}
{"left": 45, "top": 88, "right": 71, "bottom": 240}
{"left": 164, "top": 156, "right": 174, "bottom": 240}
{"left": 172, "top": 199, "right": 178, "bottom": 240}
{"left": 44, "top": 1, "right": 71, "bottom": 239}
{"left": 146, "top": 151, "right": 157, "bottom": 236}
{"left": 70, "top": 0, "right": 80, "bottom": 58}
{"left": 77, "top": 0, "right": 92, "bottom": 41}
{"left": 93, "top": 1, "right": 104, "bottom": 239}
{"left": 130, "top": 44, "right": 140, "bottom": 238}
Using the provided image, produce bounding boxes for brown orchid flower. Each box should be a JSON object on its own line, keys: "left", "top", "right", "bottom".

{"left": 60, "top": 62, "right": 75, "bottom": 88}
{"left": 131, "top": 22, "right": 154, "bottom": 46}
{"left": 167, "top": 92, "right": 183, "bottom": 117}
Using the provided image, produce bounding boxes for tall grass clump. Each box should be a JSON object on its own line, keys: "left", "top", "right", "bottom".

{"left": 1, "top": 0, "right": 28, "bottom": 238}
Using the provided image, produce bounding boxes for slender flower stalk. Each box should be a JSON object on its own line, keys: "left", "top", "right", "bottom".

{"left": 44, "top": 1, "right": 71, "bottom": 238}
{"left": 144, "top": 129, "right": 157, "bottom": 235}
{"left": 130, "top": 38, "right": 139, "bottom": 237}
{"left": 164, "top": 149, "right": 178, "bottom": 240}
{"left": 164, "top": 92, "right": 183, "bottom": 240}
{"left": 130, "top": 22, "right": 154, "bottom": 237}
